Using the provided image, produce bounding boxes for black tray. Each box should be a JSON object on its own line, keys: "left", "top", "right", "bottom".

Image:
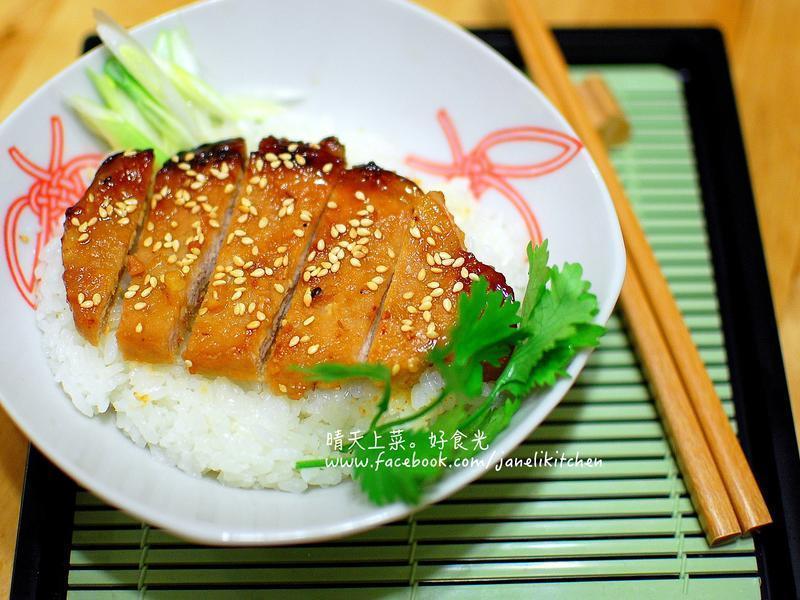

{"left": 10, "top": 27, "right": 800, "bottom": 599}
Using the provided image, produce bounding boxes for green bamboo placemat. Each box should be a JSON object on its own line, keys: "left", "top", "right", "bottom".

{"left": 64, "top": 65, "right": 761, "bottom": 598}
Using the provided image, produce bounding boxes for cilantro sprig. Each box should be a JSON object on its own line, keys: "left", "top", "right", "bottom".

{"left": 295, "top": 241, "right": 603, "bottom": 505}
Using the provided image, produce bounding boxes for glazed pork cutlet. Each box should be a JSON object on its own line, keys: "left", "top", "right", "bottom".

{"left": 265, "top": 163, "right": 422, "bottom": 398}
{"left": 368, "top": 191, "right": 514, "bottom": 384}
{"left": 62, "top": 149, "right": 154, "bottom": 345}
{"left": 183, "top": 137, "right": 346, "bottom": 380}
{"left": 116, "top": 139, "right": 246, "bottom": 363}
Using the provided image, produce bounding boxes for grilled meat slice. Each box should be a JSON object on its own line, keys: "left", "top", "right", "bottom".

{"left": 265, "top": 163, "right": 422, "bottom": 398}
{"left": 368, "top": 191, "right": 514, "bottom": 384}
{"left": 116, "top": 139, "right": 246, "bottom": 363}
{"left": 62, "top": 149, "right": 154, "bottom": 345}
{"left": 183, "top": 137, "right": 346, "bottom": 380}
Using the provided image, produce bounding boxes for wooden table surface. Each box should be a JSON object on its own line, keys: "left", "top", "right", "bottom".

{"left": 0, "top": 0, "right": 797, "bottom": 595}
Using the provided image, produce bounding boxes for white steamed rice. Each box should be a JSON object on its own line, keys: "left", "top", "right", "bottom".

{"left": 35, "top": 123, "right": 528, "bottom": 492}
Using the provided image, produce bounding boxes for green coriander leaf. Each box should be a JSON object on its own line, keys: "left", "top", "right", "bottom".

{"left": 520, "top": 240, "right": 550, "bottom": 321}
{"left": 352, "top": 429, "right": 443, "bottom": 505}
{"left": 477, "top": 396, "right": 521, "bottom": 442}
{"left": 494, "top": 258, "right": 601, "bottom": 399}
{"left": 296, "top": 362, "right": 390, "bottom": 383}
{"left": 430, "top": 277, "right": 524, "bottom": 398}
{"left": 517, "top": 323, "right": 605, "bottom": 391}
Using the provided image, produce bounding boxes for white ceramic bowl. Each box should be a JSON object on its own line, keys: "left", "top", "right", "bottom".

{"left": 0, "top": 0, "right": 624, "bottom": 544}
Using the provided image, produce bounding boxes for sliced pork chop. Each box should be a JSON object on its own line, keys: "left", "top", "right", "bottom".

{"left": 368, "top": 191, "right": 514, "bottom": 384}
{"left": 265, "top": 163, "right": 422, "bottom": 398}
{"left": 62, "top": 149, "right": 155, "bottom": 345}
{"left": 116, "top": 139, "right": 246, "bottom": 363}
{"left": 183, "top": 137, "right": 346, "bottom": 380}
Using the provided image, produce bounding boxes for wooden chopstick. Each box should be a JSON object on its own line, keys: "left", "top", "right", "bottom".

{"left": 505, "top": 0, "right": 738, "bottom": 545}
{"left": 506, "top": 0, "right": 771, "bottom": 538}
{"left": 621, "top": 270, "right": 740, "bottom": 544}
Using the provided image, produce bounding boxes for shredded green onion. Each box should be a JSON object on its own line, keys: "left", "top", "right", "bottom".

{"left": 71, "top": 11, "right": 292, "bottom": 162}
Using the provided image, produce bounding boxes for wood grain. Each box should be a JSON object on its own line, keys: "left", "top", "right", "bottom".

{"left": 0, "top": 0, "right": 796, "bottom": 594}
{"left": 731, "top": 0, "right": 800, "bottom": 443}
{"left": 621, "top": 270, "right": 740, "bottom": 544}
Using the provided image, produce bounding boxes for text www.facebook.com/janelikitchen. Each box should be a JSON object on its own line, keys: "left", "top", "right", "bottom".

{"left": 322, "top": 429, "right": 603, "bottom": 471}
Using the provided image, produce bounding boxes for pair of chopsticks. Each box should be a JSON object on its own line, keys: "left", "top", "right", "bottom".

{"left": 505, "top": 0, "right": 771, "bottom": 545}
